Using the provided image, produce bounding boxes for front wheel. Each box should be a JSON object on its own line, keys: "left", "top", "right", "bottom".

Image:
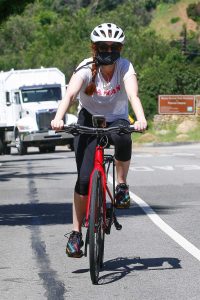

{"left": 67, "top": 140, "right": 74, "bottom": 151}
{"left": 15, "top": 132, "right": 27, "bottom": 155}
{"left": 0, "top": 139, "right": 4, "bottom": 155}
{"left": 89, "top": 170, "right": 105, "bottom": 284}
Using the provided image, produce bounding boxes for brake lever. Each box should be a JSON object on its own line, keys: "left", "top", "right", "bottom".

{"left": 59, "top": 124, "right": 78, "bottom": 136}
{"left": 118, "top": 125, "right": 129, "bottom": 135}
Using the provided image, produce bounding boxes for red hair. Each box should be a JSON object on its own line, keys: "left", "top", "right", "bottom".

{"left": 84, "top": 43, "right": 98, "bottom": 96}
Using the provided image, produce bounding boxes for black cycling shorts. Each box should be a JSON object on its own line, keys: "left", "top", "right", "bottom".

{"left": 74, "top": 108, "right": 132, "bottom": 195}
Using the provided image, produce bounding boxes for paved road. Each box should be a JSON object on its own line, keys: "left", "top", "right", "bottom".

{"left": 0, "top": 144, "right": 200, "bottom": 300}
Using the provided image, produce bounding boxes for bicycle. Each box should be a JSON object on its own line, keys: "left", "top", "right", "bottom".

{"left": 62, "top": 115, "right": 142, "bottom": 284}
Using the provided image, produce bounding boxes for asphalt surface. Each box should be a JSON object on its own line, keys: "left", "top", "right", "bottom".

{"left": 0, "top": 143, "right": 200, "bottom": 300}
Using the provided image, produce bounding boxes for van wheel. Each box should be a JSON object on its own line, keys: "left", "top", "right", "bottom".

{"left": 68, "top": 141, "right": 74, "bottom": 151}
{"left": 0, "top": 139, "right": 11, "bottom": 154}
{"left": 15, "top": 133, "right": 27, "bottom": 155}
{"left": 48, "top": 146, "right": 55, "bottom": 153}
{"left": 0, "top": 139, "right": 3, "bottom": 155}
{"left": 4, "top": 145, "right": 11, "bottom": 155}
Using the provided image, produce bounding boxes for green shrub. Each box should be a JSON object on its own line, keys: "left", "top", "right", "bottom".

{"left": 187, "top": 3, "right": 200, "bottom": 22}
{"left": 170, "top": 17, "right": 180, "bottom": 24}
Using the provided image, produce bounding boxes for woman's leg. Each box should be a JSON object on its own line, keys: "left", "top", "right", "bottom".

{"left": 109, "top": 119, "right": 132, "bottom": 208}
{"left": 109, "top": 119, "right": 132, "bottom": 183}
{"left": 73, "top": 192, "right": 87, "bottom": 232}
{"left": 115, "top": 159, "right": 130, "bottom": 184}
{"left": 66, "top": 109, "right": 96, "bottom": 257}
{"left": 73, "top": 108, "right": 96, "bottom": 232}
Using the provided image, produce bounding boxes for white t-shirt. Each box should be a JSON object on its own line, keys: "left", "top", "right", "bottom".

{"left": 76, "top": 57, "right": 136, "bottom": 122}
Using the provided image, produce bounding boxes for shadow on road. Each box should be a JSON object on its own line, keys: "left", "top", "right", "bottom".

{"left": 117, "top": 203, "right": 179, "bottom": 216}
{"left": 0, "top": 202, "right": 177, "bottom": 226}
{"left": 73, "top": 256, "right": 181, "bottom": 285}
{"left": 0, "top": 170, "right": 77, "bottom": 182}
{"left": 98, "top": 256, "right": 181, "bottom": 284}
{"left": 0, "top": 202, "right": 72, "bottom": 226}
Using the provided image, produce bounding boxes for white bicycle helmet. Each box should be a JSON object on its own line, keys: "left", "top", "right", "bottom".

{"left": 91, "top": 23, "right": 125, "bottom": 44}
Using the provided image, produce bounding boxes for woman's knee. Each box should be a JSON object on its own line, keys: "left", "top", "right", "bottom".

{"left": 114, "top": 135, "right": 132, "bottom": 161}
{"left": 75, "top": 180, "right": 89, "bottom": 196}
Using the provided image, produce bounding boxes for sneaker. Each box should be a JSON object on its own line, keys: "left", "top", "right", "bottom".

{"left": 115, "top": 183, "right": 130, "bottom": 209}
{"left": 65, "top": 231, "right": 84, "bottom": 258}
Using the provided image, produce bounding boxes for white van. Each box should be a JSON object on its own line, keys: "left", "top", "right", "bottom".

{"left": 0, "top": 67, "right": 77, "bottom": 154}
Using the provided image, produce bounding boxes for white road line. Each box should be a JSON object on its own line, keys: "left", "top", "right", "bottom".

{"left": 134, "top": 154, "right": 153, "bottom": 157}
{"left": 174, "top": 153, "right": 195, "bottom": 156}
{"left": 108, "top": 174, "right": 200, "bottom": 262}
{"left": 134, "top": 153, "right": 195, "bottom": 157}
{"left": 130, "top": 164, "right": 200, "bottom": 172}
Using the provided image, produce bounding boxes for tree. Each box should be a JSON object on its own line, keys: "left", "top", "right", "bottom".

{"left": 0, "top": 0, "right": 34, "bottom": 22}
{"left": 137, "top": 48, "right": 200, "bottom": 118}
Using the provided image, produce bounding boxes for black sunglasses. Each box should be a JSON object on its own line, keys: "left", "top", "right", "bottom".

{"left": 96, "top": 42, "right": 122, "bottom": 52}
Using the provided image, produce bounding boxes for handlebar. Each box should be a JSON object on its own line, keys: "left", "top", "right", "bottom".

{"left": 57, "top": 123, "right": 144, "bottom": 136}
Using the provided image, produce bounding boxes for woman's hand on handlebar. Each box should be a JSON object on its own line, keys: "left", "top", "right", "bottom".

{"left": 51, "top": 119, "right": 64, "bottom": 130}
{"left": 133, "top": 119, "right": 147, "bottom": 131}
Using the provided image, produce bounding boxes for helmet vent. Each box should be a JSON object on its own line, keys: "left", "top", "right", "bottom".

{"left": 100, "top": 30, "right": 106, "bottom": 37}
{"left": 114, "top": 30, "right": 119, "bottom": 38}
{"left": 108, "top": 29, "right": 112, "bottom": 37}
{"left": 93, "top": 30, "right": 100, "bottom": 37}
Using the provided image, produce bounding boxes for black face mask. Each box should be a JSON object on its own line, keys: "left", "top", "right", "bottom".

{"left": 95, "top": 51, "right": 120, "bottom": 65}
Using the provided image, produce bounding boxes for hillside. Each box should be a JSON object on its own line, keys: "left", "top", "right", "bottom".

{"left": 0, "top": 0, "right": 199, "bottom": 121}
{"left": 149, "top": 0, "right": 199, "bottom": 40}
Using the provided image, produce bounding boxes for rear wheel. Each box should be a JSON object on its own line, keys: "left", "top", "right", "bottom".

{"left": 89, "top": 170, "right": 105, "bottom": 284}
{"left": 0, "top": 138, "right": 11, "bottom": 155}
{"left": 4, "top": 145, "right": 11, "bottom": 155}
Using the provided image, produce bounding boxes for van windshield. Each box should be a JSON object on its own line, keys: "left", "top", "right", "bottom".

{"left": 21, "top": 86, "right": 61, "bottom": 103}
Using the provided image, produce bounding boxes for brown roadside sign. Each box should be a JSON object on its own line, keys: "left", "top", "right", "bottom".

{"left": 158, "top": 95, "right": 195, "bottom": 114}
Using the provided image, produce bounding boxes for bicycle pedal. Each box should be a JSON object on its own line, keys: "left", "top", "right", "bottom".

{"left": 113, "top": 212, "right": 122, "bottom": 230}
{"left": 114, "top": 221, "right": 122, "bottom": 230}
{"left": 105, "top": 226, "right": 111, "bottom": 235}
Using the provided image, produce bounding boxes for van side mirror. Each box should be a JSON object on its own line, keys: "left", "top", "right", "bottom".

{"left": 6, "top": 92, "right": 11, "bottom": 106}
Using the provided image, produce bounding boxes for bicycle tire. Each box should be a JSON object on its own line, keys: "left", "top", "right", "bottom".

{"left": 89, "top": 170, "right": 105, "bottom": 284}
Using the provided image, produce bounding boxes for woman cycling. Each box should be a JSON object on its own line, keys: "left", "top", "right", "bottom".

{"left": 51, "top": 23, "right": 147, "bottom": 258}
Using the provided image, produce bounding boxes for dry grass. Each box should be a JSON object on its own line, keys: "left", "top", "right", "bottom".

{"left": 149, "top": 0, "right": 199, "bottom": 40}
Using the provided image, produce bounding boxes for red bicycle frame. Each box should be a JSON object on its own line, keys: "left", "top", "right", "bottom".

{"left": 85, "top": 145, "right": 107, "bottom": 227}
